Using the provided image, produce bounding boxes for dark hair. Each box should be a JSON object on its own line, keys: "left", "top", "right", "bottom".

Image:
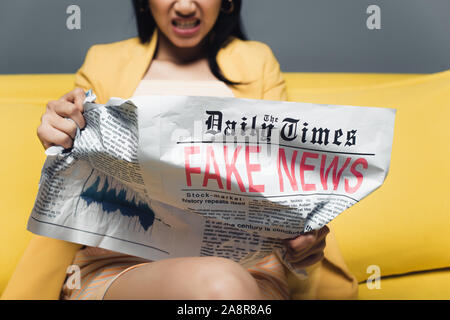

{"left": 132, "top": 0, "right": 247, "bottom": 85}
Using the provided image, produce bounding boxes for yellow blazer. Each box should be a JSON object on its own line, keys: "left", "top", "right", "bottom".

{"left": 2, "top": 30, "right": 358, "bottom": 300}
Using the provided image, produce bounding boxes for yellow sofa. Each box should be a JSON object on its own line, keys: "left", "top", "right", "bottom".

{"left": 1, "top": 72, "right": 449, "bottom": 299}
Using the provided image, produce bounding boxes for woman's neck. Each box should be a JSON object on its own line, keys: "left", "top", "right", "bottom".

{"left": 154, "top": 29, "right": 207, "bottom": 64}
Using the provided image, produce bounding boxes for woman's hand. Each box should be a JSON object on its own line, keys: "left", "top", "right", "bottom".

{"left": 283, "top": 226, "right": 330, "bottom": 269}
{"left": 37, "top": 88, "right": 86, "bottom": 150}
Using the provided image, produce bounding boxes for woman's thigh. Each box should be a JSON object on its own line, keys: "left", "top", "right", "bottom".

{"left": 103, "top": 256, "right": 264, "bottom": 300}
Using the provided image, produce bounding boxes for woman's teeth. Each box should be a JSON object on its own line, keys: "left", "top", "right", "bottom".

{"left": 173, "top": 20, "right": 199, "bottom": 29}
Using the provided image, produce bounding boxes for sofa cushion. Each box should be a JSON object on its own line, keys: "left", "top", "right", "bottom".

{"left": 0, "top": 102, "right": 46, "bottom": 294}
{"left": 286, "top": 70, "right": 450, "bottom": 282}
{"left": 0, "top": 74, "right": 74, "bottom": 295}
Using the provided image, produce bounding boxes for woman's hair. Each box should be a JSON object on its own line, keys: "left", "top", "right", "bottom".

{"left": 132, "top": 0, "right": 247, "bottom": 85}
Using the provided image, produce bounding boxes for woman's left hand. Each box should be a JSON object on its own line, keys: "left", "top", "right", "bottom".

{"left": 283, "top": 226, "right": 330, "bottom": 269}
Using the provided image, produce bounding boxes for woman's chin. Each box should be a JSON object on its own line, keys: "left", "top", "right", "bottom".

{"left": 170, "top": 37, "right": 204, "bottom": 49}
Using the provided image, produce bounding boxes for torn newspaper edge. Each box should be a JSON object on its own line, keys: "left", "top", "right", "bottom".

{"left": 27, "top": 94, "right": 396, "bottom": 271}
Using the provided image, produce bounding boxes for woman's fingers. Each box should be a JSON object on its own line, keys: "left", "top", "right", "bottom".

{"left": 283, "top": 226, "right": 330, "bottom": 268}
{"left": 41, "top": 113, "right": 78, "bottom": 139}
{"left": 286, "top": 225, "right": 329, "bottom": 252}
{"left": 37, "top": 121, "right": 75, "bottom": 150}
{"left": 47, "top": 99, "right": 86, "bottom": 129}
{"left": 60, "top": 87, "right": 86, "bottom": 113}
{"left": 286, "top": 231, "right": 317, "bottom": 252}
{"left": 286, "top": 238, "right": 326, "bottom": 262}
{"left": 38, "top": 88, "right": 87, "bottom": 150}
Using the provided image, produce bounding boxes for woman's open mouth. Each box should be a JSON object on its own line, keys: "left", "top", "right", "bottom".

{"left": 171, "top": 18, "right": 201, "bottom": 36}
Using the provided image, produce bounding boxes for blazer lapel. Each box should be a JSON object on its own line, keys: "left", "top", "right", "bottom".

{"left": 113, "top": 29, "right": 159, "bottom": 100}
{"left": 114, "top": 30, "right": 255, "bottom": 100}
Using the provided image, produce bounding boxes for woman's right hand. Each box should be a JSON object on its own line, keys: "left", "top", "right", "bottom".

{"left": 37, "top": 88, "right": 87, "bottom": 150}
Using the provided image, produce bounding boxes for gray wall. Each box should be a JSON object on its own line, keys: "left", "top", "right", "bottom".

{"left": 1, "top": 0, "right": 449, "bottom": 74}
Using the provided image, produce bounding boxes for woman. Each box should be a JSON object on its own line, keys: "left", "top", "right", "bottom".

{"left": 30, "top": 0, "right": 356, "bottom": 300}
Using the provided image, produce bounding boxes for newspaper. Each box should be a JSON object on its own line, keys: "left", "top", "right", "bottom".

{"left": 27, "top": 93, "right": 395, "bottom": 268}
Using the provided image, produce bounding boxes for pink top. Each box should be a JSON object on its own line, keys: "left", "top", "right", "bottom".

{"left": 132, "top": 79, "right": 235, "bottom": 98}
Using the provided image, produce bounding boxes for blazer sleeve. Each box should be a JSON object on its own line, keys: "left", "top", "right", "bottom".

{"left": 1, "top": 235, "right": 82, "bottom": 300}
{"left": 261, "top": 45, "right": 288, "bottom": 102}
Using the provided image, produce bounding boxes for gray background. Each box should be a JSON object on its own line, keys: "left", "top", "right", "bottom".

{"left": 1, "top": 0, "right": 449, "bottom": 74}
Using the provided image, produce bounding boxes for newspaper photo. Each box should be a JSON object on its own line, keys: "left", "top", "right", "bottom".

{"left": 27, "top": 93, "right": 396, "bottom": 267}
